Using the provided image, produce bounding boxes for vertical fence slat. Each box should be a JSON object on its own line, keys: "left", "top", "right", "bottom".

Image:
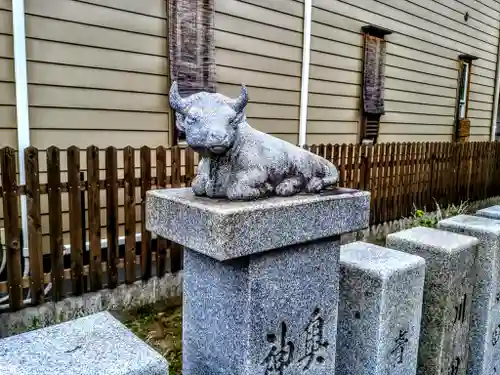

{"left": 140, "top": 146, "right": 152, "bottom": 280}
{"left": 383, "top": 143, "right": 392, "bottom": 223}
{"left": 171, "top": 146, "right": 181, "bottom": 188}
{"left": 47, "top": 146, "right": 64, "bottom": 300}
{"left": 326, "top": 144, "right": 333, "bottom": 163}
{"left": 394, "top": 142, "right": 402, "bottom": 219}
{"left": 415, "top": 142, "right": 423, "bottom": 209}
{"left": 170, "top": 146, "right": 182, "bottom": 272}
{"left": 319, "top": 144, "right": 326, "bottom": 159}
{"left": 124, "top": 146, "right": 136, "bottom": 284}
{"left": 375, "top": 144, "right": 384, "bottom": 224}
{"left": 401, "top": 143, "right": 409, "bottom": 219}
{"left": 156, "top": 146, "right": 168, "bottom": 277}
{"left": 359, "top": 144, "right": 367, "bottom": 190}
{"left": 25, "top": 147, "right": 44, "bottom": 305}
{"left": 388, "top": 142, "right": 396, "bottom": 221}
{"left": 410, "top": 142, "right": 417, "bottom": 212}
{"left": 353, "top": 144, "right": 361, "bottom": 189}
{"left": 67, "top": 146, "right": 84, "bottom": 295}
{"left": 310, "top": 144, "right": 318, "bottom": 155}
{"left": 333, "top": 144, "right": 340, "bottom": 170}
{"left": 185, "top": 147, "right": 195, "bottom": 187}
{"left": 105, "top": 147, "right": 119, "bottom": 289}
{"left": 0, "top": 147, "right": 22, "bottom": 310}
{"left": 347, "top": 144, "right": 354, "bottom": 188}
{"left": 87, "top": 146, "right": 102, "bottom": 291}
{"left": 340, "top": 144, "right": 347, "bottom": 187}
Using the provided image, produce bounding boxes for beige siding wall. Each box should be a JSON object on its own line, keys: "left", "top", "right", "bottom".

{"left": 308, "top": 0, "right": 499, "bottom": 143}
{"left": 214, "top": 0, "right": 304, "bottom": 145}
{"left": 24, "top": 0, "right": 170, "bottom": 149}
{"left": 0, "top": 1, "right": 16, "bottom": 147}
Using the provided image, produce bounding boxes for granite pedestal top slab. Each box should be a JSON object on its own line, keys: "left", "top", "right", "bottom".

{"left": 146, "top": 187, "right": 370, "bottom": 260}
{"left": 0, "top": 312, "right": 169, "bottom": 375}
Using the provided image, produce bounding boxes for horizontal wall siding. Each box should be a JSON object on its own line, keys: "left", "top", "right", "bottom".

{"left": 0, "top": 5, "right": 16, "bottom": 147}
{"left": 214, "top": 0, "right": 304, "bottom": 144}
{"left": 308, "top": 0, "right": 499, "bottom": 143}
{"left": 24, "top": 0, "right": 170, "bottom": 149}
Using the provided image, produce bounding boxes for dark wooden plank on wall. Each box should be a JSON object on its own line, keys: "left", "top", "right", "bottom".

{"left": 0, "top": 147, "right": 22, "bottom": 310}
{"left": 140, "top": 146, "right": 152, "bottom": 280}
{"left": 124, "top": 146, "right": 136, "bottom": 284}
{"left": 87, "top": 145, "right": 102, "bottom": 291}
{"left": 47, "top": 146, "right": 64, "bottom": 301}
{"left": 67, "top": 146, "right": 84, "bottom": 296}
{"left": 25, "top": 146, "right": 44, "bottom": 305}
{"left": 156, "top": 146, "right": 168, "bottom": 277}
{"left": 105, "top": 146, "right": 119, "bottom": 289}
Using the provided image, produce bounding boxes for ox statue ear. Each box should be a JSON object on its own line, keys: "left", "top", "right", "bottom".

{"left": 169, "top": 81, "right": 189, "bottom": 115}
{"left": 229, "top": 84, "right": 248, "bottom": 114}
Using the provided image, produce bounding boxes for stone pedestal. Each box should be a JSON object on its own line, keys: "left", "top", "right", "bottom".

{"left": 438, "top": 215, "right": 500, "bottom": 375}
{"left": 0, "top": 312, "right": 169, "bottom": 375}
{"left": 476, "top": 206, "right": 500, "bottom": 220}
{"left": 146, "top": 188, "right": 370, "bottom": 375}
{"left": 336, "top": 242, "right": 425, "bottom": 375}
{"left": 387, "top": 227, "right": 478, "bottom": 375}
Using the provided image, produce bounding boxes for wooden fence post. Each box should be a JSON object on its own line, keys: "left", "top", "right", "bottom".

{"left": 170, "top": 146, "right": 182, "bottom": 273}
{"left": 67, "top": 146, "right": 84, "bottom": 295}
{"left": 25, "top": 146, "right": 44, "bottom": 305}
{"left": 0, "top": 147, "right": 22, "bottom": 310}
{"left": 87, "top": 146, "right": 102, "bottom": 291}
{"left": 155, "top": 146, "right": 168, "bottom": 277}
{"left": 105, "top": 147, "right": 119, "bottom": 289}
{"left": 140, "top": 146, "right": 152, "bottom": 280}
{"left": 123, "top": 146, "right": 136, "bottom": 284}
{"left": 47, "top": 146, "right": 64, "bottom": 300}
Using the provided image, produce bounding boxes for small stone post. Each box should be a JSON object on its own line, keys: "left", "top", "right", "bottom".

{"left": 476, "top": 205, "right": 500, "bottom": 220}
{"left": 438, "top": 215, "right": 500, "bottom": 375}
{"left": 146, "top": 188, "right": 370, "bottom": 375}
{"left": 387, "top": 227, "right": 478, "bottom": 375}
{"left": 336, "top": 242, "right": 426, "bottom": 375}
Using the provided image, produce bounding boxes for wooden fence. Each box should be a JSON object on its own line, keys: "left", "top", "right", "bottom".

{"left": 0, "top": 141, "right": 499, "bottom": 311}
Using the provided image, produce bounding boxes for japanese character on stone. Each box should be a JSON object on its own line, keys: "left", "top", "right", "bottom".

{"left": 262, "top": 322, "right": 294, "bottom": 375}
{"left": 298, "top": 308, "right": 329, "bottom": 370}
{"left": 448, "top": 356, "right": 460, "bottom": 375}
{"left": 390, "top": 329, "right": 409, "bottom": 364}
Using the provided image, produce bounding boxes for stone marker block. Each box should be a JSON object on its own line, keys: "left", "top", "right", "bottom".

{"left": 387, "top": 227, "right": 478, "bottom": 375}
{"left": 0, "top": 311, "right": 169, "bottom": 375}
{"left": 438, "top": 215, "right": 500, "bottom": 375}
{"left": 336, "top": 241, "right": 426, "bottom": 375}
{"left": 476, "top": 205, "right": 500, "bottom": 220}
{"left": 146, "top": 187, "right": 370, "bottom": 375}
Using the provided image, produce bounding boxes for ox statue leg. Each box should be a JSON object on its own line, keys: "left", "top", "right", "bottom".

{"left": 226, "top": 168, "right": 271, "bottom": 200}
{"left": 192, "top": 158, "right": 210, "bottom": 196}
{"left": 276, "top": 177, "right": 304, "bottom": 197}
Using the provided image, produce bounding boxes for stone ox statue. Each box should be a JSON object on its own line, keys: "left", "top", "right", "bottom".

{"left": 169, "top": 81, "right": 339, "bottom": 200}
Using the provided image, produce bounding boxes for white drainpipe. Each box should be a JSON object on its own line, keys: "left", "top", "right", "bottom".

{"left": 298, "top": 0, "right": 312, "bottom": 147}
{"left": 491, "top": 27, "right": 500, "bottom": 141}
{"left": 12, "top": 0, "right": 30, "bottom": 271}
